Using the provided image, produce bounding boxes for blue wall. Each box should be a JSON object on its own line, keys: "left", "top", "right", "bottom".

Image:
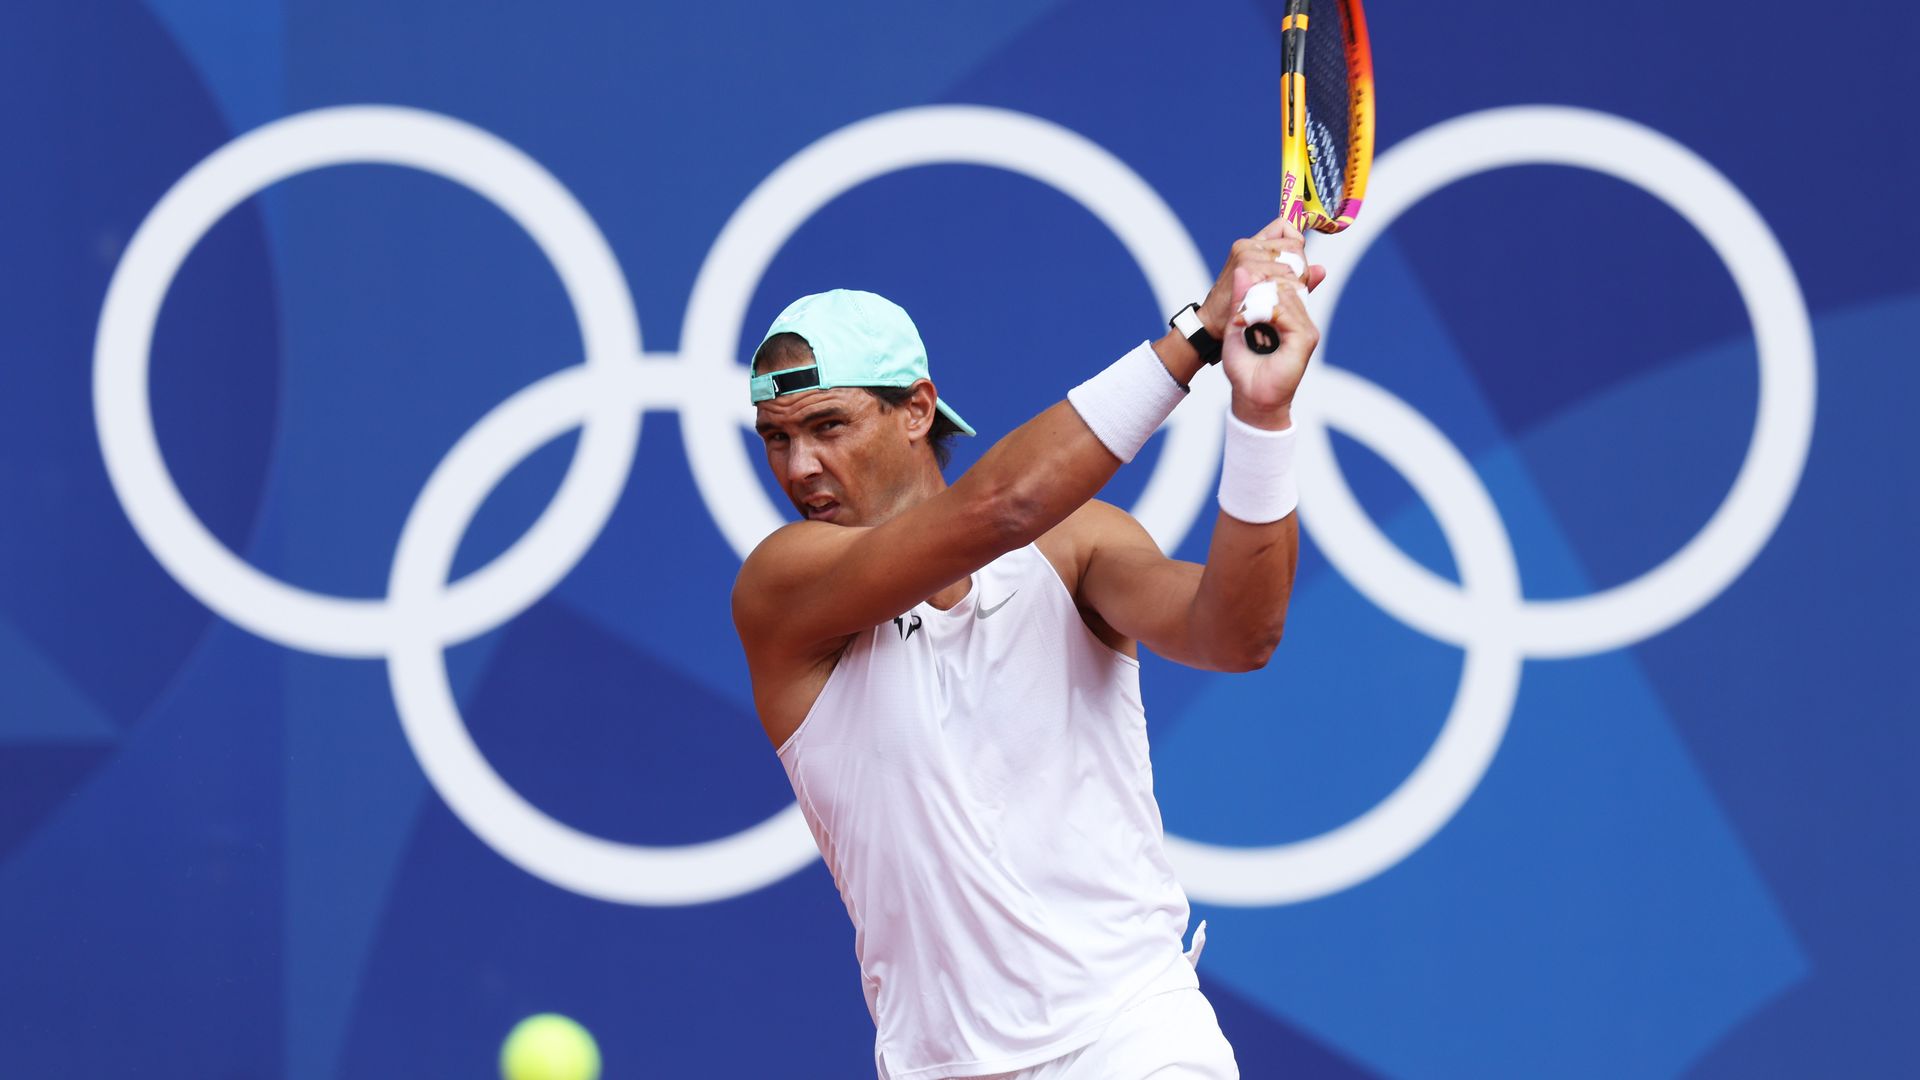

{"left": 3, "top": 1, "right": 1915, "bottom": 1076}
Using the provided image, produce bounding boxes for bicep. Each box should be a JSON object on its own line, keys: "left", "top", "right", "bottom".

{"left": 1073, "top": 505, "right": 1223, "bottom": 670}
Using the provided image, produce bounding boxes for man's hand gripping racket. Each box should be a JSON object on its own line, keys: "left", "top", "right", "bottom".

{"left": 1222, "top": 222, "right": 1320, "bottom": 423}
{"left": 1232, "top": 218, "right": 1322, "bottom": 369}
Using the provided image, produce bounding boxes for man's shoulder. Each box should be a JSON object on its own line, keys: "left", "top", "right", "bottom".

{"left": 734, "top": 520, "right": 845, "bottom": 590}
{"left": 1037, "top": 500, "right": 1150, "bottom": 587}
{"left": 732, "top": 521, "right": 822, "bottom": 626}
{"left": 732, "top": 521, "right": 859, "bottom": 689}
{"left": 1047, "top": 499, "right": 1146, "bottom": 548}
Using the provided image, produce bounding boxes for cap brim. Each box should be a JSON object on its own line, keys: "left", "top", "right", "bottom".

{"left": 935, "top": 398, "right": 976, "bottom": 437}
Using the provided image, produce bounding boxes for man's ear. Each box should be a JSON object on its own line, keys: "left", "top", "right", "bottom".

{"left": 904, "top": 379, "right": 938, "bottom": 440}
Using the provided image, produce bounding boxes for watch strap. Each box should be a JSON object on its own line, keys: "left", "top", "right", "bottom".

{"left": 1170, "top": 303, "right": 1222, "bottom": 365}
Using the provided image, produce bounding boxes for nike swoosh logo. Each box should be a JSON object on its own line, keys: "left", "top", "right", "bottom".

{"left": 975, "top": 589, "right": 1018, "bottom": 620}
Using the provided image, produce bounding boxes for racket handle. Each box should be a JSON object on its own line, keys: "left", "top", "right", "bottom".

{"left": 1243, "top": 324, "right": 1281, "bottom": 354}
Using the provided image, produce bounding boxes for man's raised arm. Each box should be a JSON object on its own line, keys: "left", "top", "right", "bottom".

{"left": 1075, "top": 218, "right": 1322, "bottom": 672}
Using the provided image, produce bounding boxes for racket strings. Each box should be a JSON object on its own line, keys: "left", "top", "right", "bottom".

{"left": 1303, "top": 0, "right": 1354, "bottom": 207}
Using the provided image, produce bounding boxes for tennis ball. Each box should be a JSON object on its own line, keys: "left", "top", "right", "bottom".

{"left": 500, "top": 1013, "right": 601, "bottom": 1080}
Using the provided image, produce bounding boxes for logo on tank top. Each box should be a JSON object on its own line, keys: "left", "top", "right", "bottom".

{"left": 975, "top": 589, "right": 1018, "bottom": 620}
{"left": 892, "top": 613, "right": 923, "bottom": 641}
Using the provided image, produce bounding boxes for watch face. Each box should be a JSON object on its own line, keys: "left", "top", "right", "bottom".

{"left": 1176, "top": 305, "right": 1223, "bottom": 363}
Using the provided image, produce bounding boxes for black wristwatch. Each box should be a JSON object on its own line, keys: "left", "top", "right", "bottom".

{"left": 1170, "top": 302, "right": 1223, "bottom": 365}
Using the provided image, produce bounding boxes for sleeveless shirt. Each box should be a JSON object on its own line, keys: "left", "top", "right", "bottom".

{"left": 777, "top": 543, "right": 1196, "bottom": 1080}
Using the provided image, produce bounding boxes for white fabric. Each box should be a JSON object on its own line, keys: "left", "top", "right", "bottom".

{"left": 978, "top": 984, "right": 1239, "bottom": 1080}
{"left": 779, "top": 544, "right": 1198, "bottom": 1080}
{"left": 1184, "top": 919, "right": 1208, "bottom": 968}
{"left": 1217, "top": 412, "right": 1298, "bottom": 524}
{"left": 1066, "top": 340, "right": 1188, "bottom": 463}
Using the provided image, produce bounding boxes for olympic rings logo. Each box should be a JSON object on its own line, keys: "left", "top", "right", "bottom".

{"left": 93, "top": 104, "right": 1814, "bottom": 907}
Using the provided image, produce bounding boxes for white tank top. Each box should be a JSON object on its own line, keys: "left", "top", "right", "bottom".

{"left": 777, "top": 544, "right": 1196, "bottom": 1080}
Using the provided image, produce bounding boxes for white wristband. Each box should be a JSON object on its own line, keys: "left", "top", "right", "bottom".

{"left": 1218, "top": 411, "right": 1298, "bottom": 523}
{"left": 1067, "top": 340, "right": 1188, "bottom": 463}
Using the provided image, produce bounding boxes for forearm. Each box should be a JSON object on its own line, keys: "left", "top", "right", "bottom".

{"left": 954, "top": 337, "right": 1193, "bottom": 545}
{"left": 1188, "top": 400, "right": 1300, "bottom": 670}
{"left": 948, "top": 400, "right": 1124, "bottom": 547}
{"left": 1188, "top": 509, "right": 1298, "bottom": 670}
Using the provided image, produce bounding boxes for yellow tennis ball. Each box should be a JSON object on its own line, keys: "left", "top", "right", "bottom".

{"left": 500, "top": 1013, "right": 601, "bottom": 1080}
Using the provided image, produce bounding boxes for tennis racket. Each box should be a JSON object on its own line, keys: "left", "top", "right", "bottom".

{"left": 1244, "top": 0, "right": 1375, "bottom": 354}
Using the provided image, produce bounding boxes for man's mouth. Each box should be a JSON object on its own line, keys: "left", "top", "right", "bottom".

{"left": 802, "top": 497, "right": 840, "bottom": 521}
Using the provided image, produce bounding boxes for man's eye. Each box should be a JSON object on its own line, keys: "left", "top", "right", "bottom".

{"left": 763, "top": 432, "right": 787, "bottom": 446}
{"left": 816, "top": 421, "right": 842, "bottom": 433}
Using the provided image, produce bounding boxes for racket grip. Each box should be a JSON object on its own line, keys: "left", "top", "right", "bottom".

{"left": 1239, "top": 279, "right": 1283, "bottom": 354}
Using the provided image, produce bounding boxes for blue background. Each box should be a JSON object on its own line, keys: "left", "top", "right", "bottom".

{"left": 3, "top": 1, "right": 1915, "bottom": 1076}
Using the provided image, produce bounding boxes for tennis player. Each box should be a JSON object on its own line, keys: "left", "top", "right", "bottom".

{"left": 733, "top": 217, "right": 1322, "bottom": 1080}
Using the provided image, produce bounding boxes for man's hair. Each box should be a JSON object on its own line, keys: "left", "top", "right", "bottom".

{"left": 752, "top": 332, "right": 961, "bottom": 469}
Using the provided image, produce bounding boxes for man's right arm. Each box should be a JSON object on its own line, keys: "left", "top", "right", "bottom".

{"left": 733, "top": 389, "right": 1151, "bottom": 652}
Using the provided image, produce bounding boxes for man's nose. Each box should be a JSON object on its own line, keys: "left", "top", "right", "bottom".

{"left": 785, "top": 440, "right": 823, "bottom": 485}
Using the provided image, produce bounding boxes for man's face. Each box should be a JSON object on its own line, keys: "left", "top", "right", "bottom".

{"left": 753, "top": 387, "right": 923, "bottom": 527}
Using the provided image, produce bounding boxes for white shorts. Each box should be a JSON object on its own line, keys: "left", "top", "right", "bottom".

{"left": 975, "top": 987, "right": 1240, "bottom": 1080}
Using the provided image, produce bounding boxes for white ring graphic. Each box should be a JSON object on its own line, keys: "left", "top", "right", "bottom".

{"left": 96, "top": 104, "right": 1814, "bottom": 907}
{"left": 385, "top": 363, "right": 817, "bottom": 904}
{"left": 93, "top": 106, "right": 643, "bottom": 658}
{"left": 1301, "top": 106, "right": 1816, "bottom": 657}
{"left": 1167, "top": 105, "right": 1816, "bottom": 903}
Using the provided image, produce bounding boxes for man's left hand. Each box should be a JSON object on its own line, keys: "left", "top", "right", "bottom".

{"left": 1196, "top": 216, "right": 1327, "bottom": 339}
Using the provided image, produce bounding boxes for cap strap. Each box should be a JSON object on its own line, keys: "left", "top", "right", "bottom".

{"left": 749, "top": 365, "right": 822, "bottom": 403}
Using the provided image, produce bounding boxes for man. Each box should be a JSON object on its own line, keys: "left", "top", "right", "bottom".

{"left": 732, "top": 217, "right": 1323, "bottom": 1079}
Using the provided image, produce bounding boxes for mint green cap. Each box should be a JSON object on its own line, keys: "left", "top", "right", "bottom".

{"left": 749, "top": 289, "right": 975, "bottom": 437}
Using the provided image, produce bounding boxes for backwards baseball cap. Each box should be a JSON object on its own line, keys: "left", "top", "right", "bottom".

{"left": 749, "top": 289, "right": 975, "bottom": 437}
